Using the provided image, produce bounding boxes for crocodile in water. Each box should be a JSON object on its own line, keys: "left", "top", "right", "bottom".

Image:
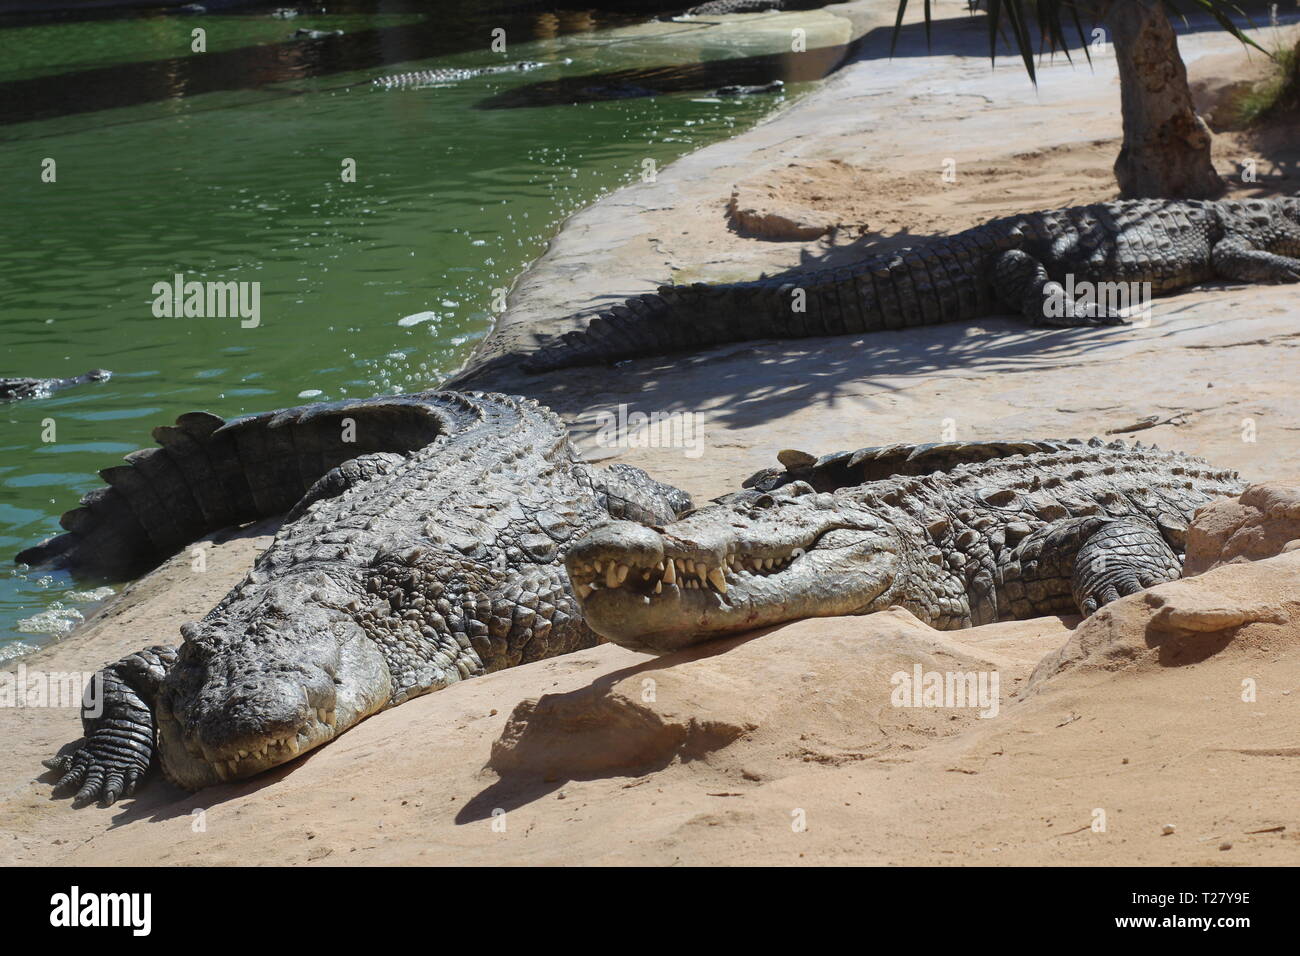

{"left": 372, "top": 60, "right": 566, "bottom": 90}
{"left": 0, "top": 369, "right": 111, "bottom": 403}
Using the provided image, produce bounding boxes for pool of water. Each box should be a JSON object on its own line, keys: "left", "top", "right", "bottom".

{"left": 0, "top": 1, "right": 850, "bottom": 652}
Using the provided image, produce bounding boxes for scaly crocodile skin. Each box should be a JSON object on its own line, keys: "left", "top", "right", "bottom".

{"left": 565, "top": 438, "right": 1245, "bottom": 651}
{"left": 36, "top": 391, "right": 691, "bottom": 804}
{"left": 524, "top": 198, "right": 1300, "bottom": 370}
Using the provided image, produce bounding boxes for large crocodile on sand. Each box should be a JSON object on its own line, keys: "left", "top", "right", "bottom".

{"left": 522, "top": 197, "right": 1300, "bottom": 371}
{"left": 26, "top": 391, "right": 691, "bottom": 805}
{"left": 565, "top": 439, "right": 1244, "bottom": 651}
{"left": 1, "top": 369, "right": 111, "bottom": 402}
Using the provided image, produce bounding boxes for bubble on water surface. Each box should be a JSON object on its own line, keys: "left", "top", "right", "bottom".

{"left": 17, "top": 605, "right": 84, "bottom": 636}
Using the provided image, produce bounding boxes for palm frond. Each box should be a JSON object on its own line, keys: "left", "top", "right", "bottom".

{"left": 892, "top": 0, "right": 1268, "bottom": 82}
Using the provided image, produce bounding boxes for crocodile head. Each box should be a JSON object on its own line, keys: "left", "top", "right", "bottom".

{"left": 154, "top": 581, "right": 392, "bottom": 790}
{"left": 566, "top": 482, "right": 908, "bottom": 652}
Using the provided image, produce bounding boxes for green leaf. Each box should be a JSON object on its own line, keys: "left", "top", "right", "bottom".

{"left": 889, "top": 0, "right": 1266, "bottom": 78}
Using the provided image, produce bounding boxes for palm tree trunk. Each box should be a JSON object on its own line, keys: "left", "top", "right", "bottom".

{"left": 1105, "top": 0, "right": 1226, "bottom": 198}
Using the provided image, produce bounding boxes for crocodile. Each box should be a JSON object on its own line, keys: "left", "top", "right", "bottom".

{"left": 372, "top": 60, "right": 566, "bottom": 91}
{"left": 678, "top": 0, "right": 791, "bottom": 14}
{"left": 714, "top": 79, "right": 785, "bottom": 96}
{"left": 28, "top": 391, "right": 691, "bottom": 805}
{"left": 564, "top": 439, "right": 1244, "bottom": 652}
{"left": 0, "top": 369, "right": 111, "bottom": 403}
{"left": 522, "top": 197, "right": 1300, "bottom": 371}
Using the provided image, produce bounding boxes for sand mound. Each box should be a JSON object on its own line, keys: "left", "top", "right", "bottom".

{"left": 1027, "top": 550, "right": 1299, "bottom": 693}
{"left": 489, "top": 608, "right": 1007, "bottom": 782}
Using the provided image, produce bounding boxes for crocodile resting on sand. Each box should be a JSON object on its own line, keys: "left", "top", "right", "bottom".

{"left": 523, "top": 197, "right": 1300, "bottom": 371}
{"left": 1, "top": 369, "right": 111, "bottom": 402}
{"left": 26, "top": 391, "right": 690, "bottom": 805}
{"left": 566, "top": 439, "right": 1244, "bottom": 652}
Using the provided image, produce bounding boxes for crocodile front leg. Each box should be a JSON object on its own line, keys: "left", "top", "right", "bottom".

{"left": 996, "top": 516, "right": 1180, "bottom": 622}
{"left": 1070, "top": 518, "right": 1182, "bottom": 616}
{"left": 44, "top": 645, "right": 177, "bottom": 805}
{"left": 1211, "top": 235, "right": 1300, "bottom": 283}
{"left": 991, "top": 249, "right": 1128, "bottom": 328}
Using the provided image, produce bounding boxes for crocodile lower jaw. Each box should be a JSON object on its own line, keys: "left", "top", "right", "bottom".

{"left": 157, "top": 708, "right": 340, "bottom": 790}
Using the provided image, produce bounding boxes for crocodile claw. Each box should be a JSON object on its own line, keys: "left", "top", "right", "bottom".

{"left": 45, "top": 733, "right": 146, "bottom": 806}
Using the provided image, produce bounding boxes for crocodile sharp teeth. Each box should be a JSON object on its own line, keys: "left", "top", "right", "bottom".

{"left": 287, "top": 737, "right": 300, "bottom": 755}
{"left": 654, "top": 580, "right": 663, "bottom": 594}
{"left": 616, "top": 563, "right": 630, "bottom": 584}
{"left": 605, "top": 563, "right": 620, "bottom": 589}
{"left": 576, "top": 582, "right": 593, "bottom": 599}
{"left": 707, "top": 567, "right": 727, "bottom": 593}
{"left": 662, "top": 560, "right": 676, "bottom": 584}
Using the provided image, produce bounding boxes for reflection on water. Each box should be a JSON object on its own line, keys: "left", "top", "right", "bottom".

{"left": 0, "top": 2, "right": 851, "bottom": 649}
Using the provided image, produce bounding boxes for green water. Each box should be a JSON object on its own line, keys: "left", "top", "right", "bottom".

{"left": 0, "top": 3, "right": 838, "bottom": 654}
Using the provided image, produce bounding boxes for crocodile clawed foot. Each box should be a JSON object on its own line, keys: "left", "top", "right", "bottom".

{"left": 44, "top": 732, "right": 148, "bottom": 807}
{"left": 1035, "top": 310, "right": 1129, "bottom": 329}
{"left": 1072, "top": 518, "right": 1182, "bottom": 618}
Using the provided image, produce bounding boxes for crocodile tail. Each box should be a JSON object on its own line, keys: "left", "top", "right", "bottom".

{"left": 521, "top": 237, "right": 989, "bottom": 373}
{"left": 16, "top": 392, "right": 466, "bottom": 578}
{"left": 522, "top": 278, "right": 802, "bottom": 372}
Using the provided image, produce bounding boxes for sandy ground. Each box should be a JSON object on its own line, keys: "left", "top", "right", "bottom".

{"left": 5, "top": 3, "right": 1300, "bottom": 865}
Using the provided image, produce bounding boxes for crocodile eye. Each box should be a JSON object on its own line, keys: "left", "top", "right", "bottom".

{"left": 751, "top": 494, "right": 776, "bottom": 509}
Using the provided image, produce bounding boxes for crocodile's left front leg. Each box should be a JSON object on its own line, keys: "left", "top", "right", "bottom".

{"left": 992, "top": 249, "right": 1128, "bottom": 328}
{"left": 44, "top": 645, "right": 177, "bottom": 805}
{"left": 1070, "top": 518, "right": 1182, "bottom": 616}
{"left": 1211, "top": 235, "right": 1300, "bottom": 283}
{"left": 998, "top": 516, "right": 1181, "bottom": 622}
